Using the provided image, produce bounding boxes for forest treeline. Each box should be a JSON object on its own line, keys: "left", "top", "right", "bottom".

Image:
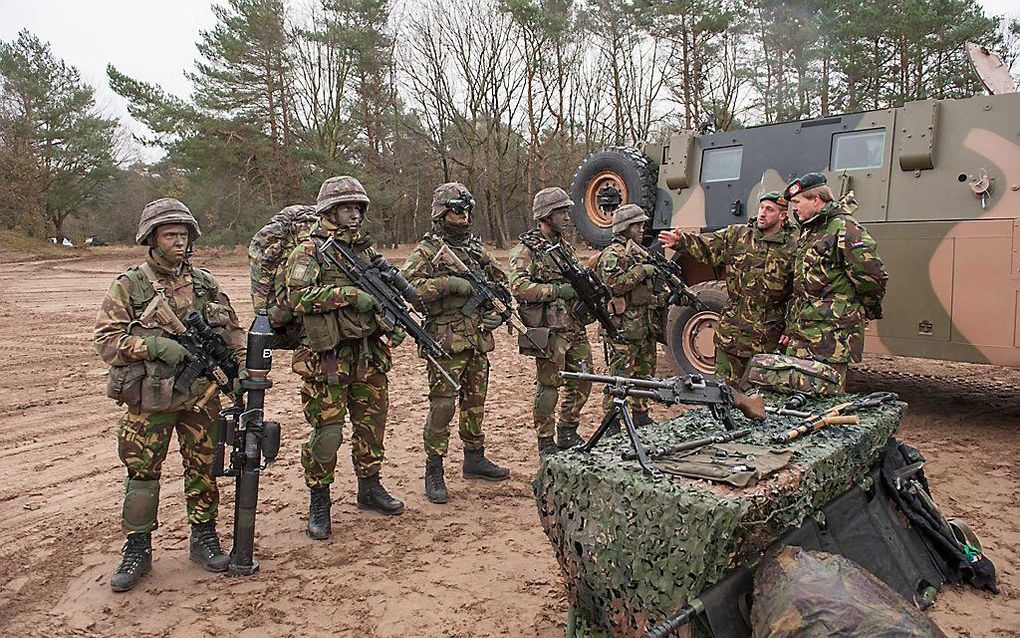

{"left": 1, "top": 0, "right": 1018, "bottom": 247}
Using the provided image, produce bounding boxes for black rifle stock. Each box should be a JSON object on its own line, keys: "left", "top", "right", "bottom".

{"left": 316, "top": 236, "right": 460, "bottom": 390}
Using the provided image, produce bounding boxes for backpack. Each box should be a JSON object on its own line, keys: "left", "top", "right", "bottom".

{"left": 248, "top": 205, "right": 318, "bottom": 349}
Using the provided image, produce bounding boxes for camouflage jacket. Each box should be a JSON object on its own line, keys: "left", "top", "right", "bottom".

{"left": 508, "top": 227, "right": 586, "bottom": 336}
{"left": 785, "top": 202, "right": 888, "bottom": 364}
{"left": 399, "top": 229, "right": 506, "bottom": 354}
{"left": 94, "top": 253, "right": 246, "bottom": 409}
{"left": 289, "top": 221, "right": 395, "bottom": 373}
{"left": 672, "top": 218, "right": 799, "bottom": 356}
{"left": 596, "top": 237, "right": 663, "bottom": 341}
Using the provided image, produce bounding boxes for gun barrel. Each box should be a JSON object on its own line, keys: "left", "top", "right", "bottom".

{"left": 560, "top": 371, "right": 669, "bottom": 389}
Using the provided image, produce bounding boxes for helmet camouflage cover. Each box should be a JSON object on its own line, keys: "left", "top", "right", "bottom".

{"left": 315, "top": 175, "right": 371, "bottom": 215}
{"left": 135, "top": 198, "right": 201, "bottom": 245}
{"left": 611, "top": 203, "right": 650, "bottom": 234}
{"left": 533, "top": 186, "right": 574, "bottom": 221}
{"left": 431, "top": 182, "right": 474, "bottom": 220}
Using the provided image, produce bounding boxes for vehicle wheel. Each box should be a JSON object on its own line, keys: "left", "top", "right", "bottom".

{"left": 569, "top": 146, "right": 658, "bottom": 248}
{"left": 663, "top": 281, "right": 728, "bottom": 377}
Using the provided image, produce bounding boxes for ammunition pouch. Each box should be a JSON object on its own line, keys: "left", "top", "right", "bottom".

{"left": 106, "top": 358, "right": 179, "bottom": 412}
{"left": 519, "top": 299, "right": 572, "bottom": 330}
{"left": 303, "top": 313, "right": 342, "bottom": 352}
{"left": 519, "top": 327, "right": 553, "bottom": 359}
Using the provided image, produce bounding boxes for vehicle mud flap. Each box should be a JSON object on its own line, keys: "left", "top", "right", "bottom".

{"left": 698, "top": 437, "right": 949, "bottom": 638}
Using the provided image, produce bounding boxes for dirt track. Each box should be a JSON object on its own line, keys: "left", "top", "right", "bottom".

{"left": 0, "top": 247, "right": 1017, "bottom": 637}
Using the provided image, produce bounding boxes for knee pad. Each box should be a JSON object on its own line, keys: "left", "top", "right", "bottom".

{"left": 535, "top": 384, "right": 558, "bottom": 415}
{"left": 426, "top": 396, "right": 457, "bottom": 430}
{"left": 122, "top": 478, "right": 160, "bottom": 533}
{"left": 309, "top": 424, "right": 343, "bottom": 464}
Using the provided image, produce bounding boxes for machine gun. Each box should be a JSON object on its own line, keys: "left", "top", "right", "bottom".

{"left": 644, "top": 248, "right": 709, "bottom": 312}
{"left": 560, "top": 371, "right": 765, "bottom": 477}
{"left": 213, "top": 311, "right": 281, "bottom": 576}
{"left": 139, "top": 295, "right": 239, "bottom": 412}
{"left": 431, "top": 243, "right": 540, "bottom": 349}
{"left": 543, "top": 242, "right": 618, "bottom": 338}
{"left": 316, "top": 236, "right": 459, "bottom": 390}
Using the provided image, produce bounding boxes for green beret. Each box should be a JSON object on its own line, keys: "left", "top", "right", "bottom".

{"left": 759, "top": 190, "right": 787, "bottom": 206}
{"left": 784, "top": 172, "right": 827, "bottom": 199}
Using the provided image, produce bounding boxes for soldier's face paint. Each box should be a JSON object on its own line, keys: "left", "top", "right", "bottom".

{"left": 756, "top": 200, "right": 786, "bottom": 232}
{"left": 325, "top": 203, "right": 363, "bottom": 231}
{"left": 623, "top": 222, "right": 645, "bottom": 242}
{"left": 791, "top": 194, "right": 825, "bottom": 222}
{"left": 546, "top": 207, "right": 571, "bottom": 234}
{"left": 153, "top": 224, "right": 189, "bottom": 265}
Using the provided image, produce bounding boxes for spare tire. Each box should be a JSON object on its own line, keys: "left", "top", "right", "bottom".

{"left": 569, "top": 146, "right": 658, "bottom": 248}
{"left": 663, "top": 280, "right": 728, "bottom": 377}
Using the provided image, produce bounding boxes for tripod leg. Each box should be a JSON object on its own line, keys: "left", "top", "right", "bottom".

{"left": 619, "top": 400, "right": 661, "bottom": 479}
{"left": 579, "top": 403, "right": 623, "bottom": 453}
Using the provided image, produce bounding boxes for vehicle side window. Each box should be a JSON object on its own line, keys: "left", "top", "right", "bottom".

{"left": 700, "top": 146, "right": 742, "bottom": 182}
{"left": 830, "top": 129, "right": 885, "bottom": 171}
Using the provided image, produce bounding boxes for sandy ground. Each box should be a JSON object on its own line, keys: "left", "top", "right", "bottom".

{"left": 0, "top": 246, "right": 1017, "bottom": 637}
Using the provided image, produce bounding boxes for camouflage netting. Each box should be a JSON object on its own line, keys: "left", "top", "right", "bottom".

{"left": 533, "top": 393, "right": 906, "bottom": 637}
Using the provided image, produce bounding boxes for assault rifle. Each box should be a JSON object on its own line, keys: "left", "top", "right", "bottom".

{"left": 560, "top": 371, "right": 765, "bottom": 477}
{"left": 316, "top": 236, "right": 459, "bottom": 390}
{"left": 543, "top": 242, "right": 618, "bottom": 338}
{"left": 215, "top": 311, "right": 281, "bottom": 576}
{"left": 431, "top": 243, "right": 540, "bottom": 349}
{"left": 139, "top": 296, "right": 239, "bottom": 412}
{"left": 773, "top": 391, "right": 898, "bottom": 443}
{"left": 644, "top": 249, "right": 709, "bottom": 312}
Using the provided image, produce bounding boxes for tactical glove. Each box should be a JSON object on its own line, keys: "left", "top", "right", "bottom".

{"left": 447, "top": 276, "right": 474, "bottom": 296}
{"left": 232, "top": 368, "right": 250, "bottom": 395}
{"left": 144, "top": 336, "right": 190, "bottom": 367}
{"left": 480, "top": 313, "right": 504, "bottom": 331}
{"left": 389, "top": 328, "right": 407, "bottom": 348}
{"left": 643, "top": 264, "right": 657, "bottom": 279}
{"left": 340, "top": 286, "right": 381, "bottom": 313}
{"left": 555, "top": 283, "right": 577, "bottom": 300}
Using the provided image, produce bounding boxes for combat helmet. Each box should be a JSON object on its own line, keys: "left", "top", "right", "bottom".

{"left": 611, "top": 203, "right": 649, "bottom": 234}
{"left": 135, "top": 198, "right": 201, "bottom": 245}
{"left": 315, "top": 176, "right": 371, "bottom": 215}
{"left": 533, "top": 187, "right": 573, "bottom": 221}
{"left": 432, "top": 182, "right": 474, "bottom": 220}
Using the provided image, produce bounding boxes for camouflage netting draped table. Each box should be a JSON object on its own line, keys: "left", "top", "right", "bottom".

{"left": 533, "top": 394, "right": 906, "bottom": 638}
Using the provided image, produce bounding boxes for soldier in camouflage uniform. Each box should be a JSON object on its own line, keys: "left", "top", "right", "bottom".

{"left": 286, "top": 176, "right": 405, "bottom": 538}
{"left": 509, "top": 187, "right": 594, "bottom": 456}
{"left": 659, "top": 191, "right": 799, "bottom": 384}
{"left": 595, "top": 204, "right": 663, "bottom": 427}
{"left": 94, "top": 198, "right": 246, "bottom": 592}
{"left": 757, "top": 173, "right": 888, "bottom": 393}
{"left": 399, "top": 183, "right": 511, "bottom": 503}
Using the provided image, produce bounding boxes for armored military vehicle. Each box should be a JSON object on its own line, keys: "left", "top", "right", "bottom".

{"left": 570, "top": 45, "right": 1019, "bottom": 375}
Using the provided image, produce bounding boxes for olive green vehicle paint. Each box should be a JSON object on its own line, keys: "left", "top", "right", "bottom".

{"left": 571, "top": 85, "right": 1020, "bottom": 374}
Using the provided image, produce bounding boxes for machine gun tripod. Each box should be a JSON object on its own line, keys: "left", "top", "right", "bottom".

{"left": 559, "top": 372, "right": 766, "bottom": 478}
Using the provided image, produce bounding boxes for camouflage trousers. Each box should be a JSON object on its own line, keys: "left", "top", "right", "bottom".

{"left": 117, "top": 396, "right": 221, "bottom": 533}
{"left": 533, "top": 330, "right": 593, "bottom": 439}
{"left": 715, "top": 347, "right": 750, "bottom": 387}
{"left": 602, "top": 338, "right": 657, "bottom": 414}
{"left": 300, "top": 368, "right": 388, "bottom": 485}
{"left": 424, "top": 348, "right": 488, "bottom": 457}
{"left": 745, "top": 353, "right": 847, "bottom": 396}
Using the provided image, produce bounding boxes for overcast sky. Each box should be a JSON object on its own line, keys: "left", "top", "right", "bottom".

{"left": 1, "top": 0, "right": 1017, "bottom": 162}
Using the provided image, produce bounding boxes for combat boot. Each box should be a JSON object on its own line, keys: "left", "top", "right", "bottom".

{"left": 357, "top": 473, "right": 405, "bottom": 515}
{"left": 463, "top": 448, "right": 510, "bottom": 481}
{"left": 425, "top": 455, "right": 449, "bottom": 504}
{"left": 538, "top": 437, "right": 559, "bottom": 457}
{"left": 306, "top": 485, "right": 332, "bottom": 540}
{"left": 189, "top": 520, "right": 230, "bottom": 572}
{"left": 556, "top": 423, "right": 585, "bottom": 449}
{"left": 632, "top": 411, "right": 654, "bottom": 428}
{"left": 110, "top": 532, "right": 152, "bottom": 592}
